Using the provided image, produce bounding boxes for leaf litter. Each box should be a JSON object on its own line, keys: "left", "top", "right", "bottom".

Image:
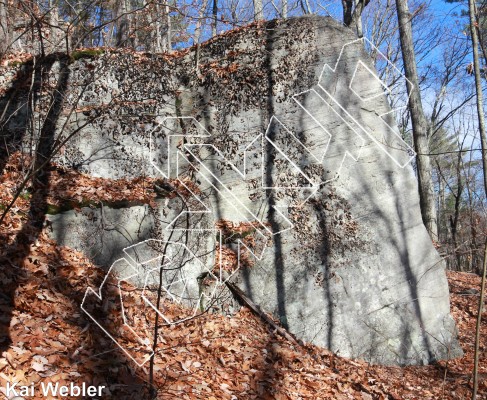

{"left": 0, "top": 152, "right": 485, "bottom": 399}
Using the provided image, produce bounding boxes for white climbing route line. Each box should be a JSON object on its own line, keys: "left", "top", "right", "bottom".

{"left": 81, "top": 37, "right": 416, "bottom": 366}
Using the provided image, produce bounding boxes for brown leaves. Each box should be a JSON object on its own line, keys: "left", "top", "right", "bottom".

{"left": 45, "top": 167, "right": 157, "bottom": 209}
{"left": 0, "top": 238, "right": 485, "bottom": 399}
{"left": 0, "top": 153, "right": 206, "bottom": 234}
{"left": 0, "top": 51, "right": 33, "bottom": 67}
{"left": 1, "top": 153, "right": 486, "bottom": 399}
{"left": 200, "top": 62, "right": 240, "bottom": 79}
{"left": 214, "top": 220, "right": 272, "bottom": 272}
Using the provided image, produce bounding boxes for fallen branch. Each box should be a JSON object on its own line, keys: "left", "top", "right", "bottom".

{"left": 225, "top": 280, "right": 300, "bottom": 346}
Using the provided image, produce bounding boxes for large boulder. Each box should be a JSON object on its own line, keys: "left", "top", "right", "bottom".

{"left": 4, "top": 15, "right": 461, "bottom": 365}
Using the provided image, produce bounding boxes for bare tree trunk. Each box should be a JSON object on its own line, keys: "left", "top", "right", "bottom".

{"left": 194, "top": 0, "right": 208, "bottom": 45}
{"left": 466, "top": 182, "right": 479, "bottom": 272}
{"left": 0, "top": 0, "right": 10, "bottom": 57}
{"left": 468, "top": 0, "right": 487, "bottom": 195}
{"left": 437, "top": 174, "right": 444, "bottom": 243}
{"left": 450, "top": 204, "right": 461, "bottom": 270}
{"left": 342, "top": 0, "right": 368, "bottom": 37}
{"left": 165, "top": 2, "right": 171, "bottom": 52}
{"left": 72, "top": 0, "right": 86, "bottom": 49}
{"left": 282, "top": 0, "right": 288, "bottom": 18}
{"left": 153, "top": 1, "right": 162, "bottom": 52}
{"left": 116, "top": 0, "right": 130, "bottom": 47}
{"left": 473, "top": 240, "right": 487, "bottom": 399}
{"left": 301, "top": 0, "right": 311, "bottom": 14}
{"left": 212, "top": 0, "right": 217, "bottom": 37}
{"left": 468, "top": 0, "right": 487, "bottom": 397}
{"left": 254, "top": 0, "right": 264, "bottom": 20}
{"left": 48, "top": 0, "right": 60, "bottom": 52}
{"left": 453, "top": 149, "right": 464, "bottom": 270}
{"left": 395, "top": 0, "right": 437, "bottom": 239}
{"left": 342, "top": 0, "right": 353, "bottom": 25}
{"left": 194, "top": 0, "right": 209, "bottom": 72}
{"left": 352, "top": 0, "right": 365, "bottom": 37}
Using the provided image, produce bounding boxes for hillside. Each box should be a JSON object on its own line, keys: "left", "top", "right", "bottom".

{"left": 0, "top": 153, "right": 485, "bottom": 399}
{"left": 0, "top": 15, "right": 462, "bottom": 367}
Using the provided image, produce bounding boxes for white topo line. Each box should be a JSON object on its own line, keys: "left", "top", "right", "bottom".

{"left": 81, "top": 37, "right": 416, "bottom": 366}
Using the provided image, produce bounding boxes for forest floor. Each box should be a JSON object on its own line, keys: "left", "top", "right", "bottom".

{"left": 0, "top": 153, "right": 486, "bottom": 399}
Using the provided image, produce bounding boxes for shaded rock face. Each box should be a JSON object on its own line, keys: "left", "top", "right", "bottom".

{"left": 8, "top": 16, "right": 461, "bottom": 364}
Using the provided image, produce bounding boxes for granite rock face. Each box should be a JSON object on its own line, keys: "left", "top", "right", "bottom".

{"left": 4, "top": 16, "right": 462, "bottom": 365}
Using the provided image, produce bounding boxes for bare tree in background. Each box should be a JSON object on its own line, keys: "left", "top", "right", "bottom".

{"left": 0, "top": 1, "right": 11, "bottom": 57}
{"left": 115, "top": 0, "right": 131, "bottom": 47}
{"left": 194, "top": 0, "right": 209, "bottom": 72}
{"left": 164, "top": 1, "right": 171, "bottom": 51}
{"left": 395, "top": 0, "right": 437, "bottom": 240}
{"left": 342, "top": 0, "right": 369, "bottom": 37}
{"left": 468, "top": 0, "right": 487, "bottom": 397}
{"left": 212, "top": 0, "right": 218, "bottom": 36}
{"left": 254, "top": 0, "right": 264, "bottom": 20}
